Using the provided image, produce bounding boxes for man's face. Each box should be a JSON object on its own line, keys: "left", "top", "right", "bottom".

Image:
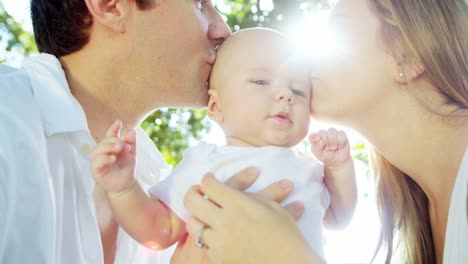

{"left": 124, "top": 0, "right": 230, "bottom": 110}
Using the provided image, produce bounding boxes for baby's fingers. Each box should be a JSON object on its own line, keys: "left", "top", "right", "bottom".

{"left": 92, "top": 153, "right": 116, "bottom": 177}
{"left": 309, "top": 133, "right": 321, "bottom": 143}
{"left": 106, "top": 120, "right": 123, "bottom": 138}
{"left": 93, "top": 139, "right": 124, "bottom": 157}
{"left": 123, "top": 129, "right": 137, "bottom": 154}
{"left": 309, "top": 133, "right": 325, "bottom": 156}
{"left": 322, "top": 128, "right": 338, "bottom": 151}
{"left": 336, "top": 130, "right": 349, "bottom": 149}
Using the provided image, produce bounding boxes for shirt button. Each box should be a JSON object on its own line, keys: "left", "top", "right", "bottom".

{"left": 80, "top": 143, "right": 93, "bottom": 155}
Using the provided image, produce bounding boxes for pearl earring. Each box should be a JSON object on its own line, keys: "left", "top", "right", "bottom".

{"left": 399, "top": 72, "right": 405, "bottom": 77}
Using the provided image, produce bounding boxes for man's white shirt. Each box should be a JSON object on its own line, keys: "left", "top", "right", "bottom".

{"left": 0, "top": 53, "right": 170, "bottom": 263}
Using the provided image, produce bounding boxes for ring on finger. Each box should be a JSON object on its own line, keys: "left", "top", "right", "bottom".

{"left": 195, "top": 226, "right": 209, "bottom": 249}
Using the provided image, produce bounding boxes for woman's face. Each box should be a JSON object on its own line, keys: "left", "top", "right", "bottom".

{"left": 310, "top": 0, "right": 398, "bottom": 123}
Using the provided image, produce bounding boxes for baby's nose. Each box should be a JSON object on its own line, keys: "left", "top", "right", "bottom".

{"left": 277, "top": 89, "right": 294, "bottom": 103}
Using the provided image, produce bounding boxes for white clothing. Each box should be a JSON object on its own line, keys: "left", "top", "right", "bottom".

{"left": 443, "top": 147, "right": 468, "bottom": 263}
{"left": 150, "top": 142, "right": 330, "bottom": 258}
{"left": 0, "top": 53, "right": 169, "bottom": 264}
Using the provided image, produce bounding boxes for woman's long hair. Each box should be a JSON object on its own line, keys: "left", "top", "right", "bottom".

{"left": 368, "top": 0, "right": 467, "bottom": 263}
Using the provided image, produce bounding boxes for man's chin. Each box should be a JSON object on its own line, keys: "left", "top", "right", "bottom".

{"left": 192, "top": 95, "right": 209, "bottom": 109}
{"left": 167, "top": 80, "right": 209, "bottom": 108}
{"left": 193, "top": 84, "right": 210, "bottom": 108}
{"left": 175, "top": 93, "right": 209, "bottom": 109}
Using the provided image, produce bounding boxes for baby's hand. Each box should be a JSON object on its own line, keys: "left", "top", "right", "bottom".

{"left": 91, "top": 120, "right": 137, "bottom": 194}
{"left": 309, "top": 128, "right": 352, "bottom": 168}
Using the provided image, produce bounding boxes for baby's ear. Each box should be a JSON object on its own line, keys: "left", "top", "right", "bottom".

{"left": 207, "top": 89, "right": 224, "bottom": 123}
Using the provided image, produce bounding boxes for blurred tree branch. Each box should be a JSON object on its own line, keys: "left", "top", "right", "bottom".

{"left": 0, "top": 3, "right": 36, "bottom": 62}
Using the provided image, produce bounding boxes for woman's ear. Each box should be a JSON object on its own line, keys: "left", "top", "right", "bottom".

{"left": 84, "top": 0, "right": 129, "bottom": 33}
{"left": 207, "top": 90, "right": 224, "bottom": 123}
{"left": 395, "top": 59, "right": 425, "bottom": 85}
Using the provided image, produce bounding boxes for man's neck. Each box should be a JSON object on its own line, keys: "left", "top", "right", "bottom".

{"left": 71, "top": 85, "right": 141, "bottom": 142}
{"left": 59, "top": 53, "right": 145, "bottom": 142}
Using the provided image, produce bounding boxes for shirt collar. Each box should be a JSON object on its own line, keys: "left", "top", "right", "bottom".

{"left": 22, "top": 53, "right": 89, "bottom": 136}
{"left": 21, "top": 53, "right": 168, "bottom": 186}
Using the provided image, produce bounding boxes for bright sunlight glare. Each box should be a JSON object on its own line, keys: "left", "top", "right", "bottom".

{"left": 290, "top": 10, "right": 346, "bottom": 62}
{"left": 288, "top": 10, "right": 385, "bottom": 264}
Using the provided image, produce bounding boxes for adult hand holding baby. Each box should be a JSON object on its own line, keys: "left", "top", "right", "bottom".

{"left": 171, "top": 168, "right": 316, "bottom": 264}
{"left": 171, "top": 169, "right": 323, "bottom": 264}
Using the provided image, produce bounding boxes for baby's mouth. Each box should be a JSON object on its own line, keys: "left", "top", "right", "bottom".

{"left": 271, "top": 112, "right": 293, "bottom": 126}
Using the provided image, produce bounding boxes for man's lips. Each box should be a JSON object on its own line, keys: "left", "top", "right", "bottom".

{"left": 204, "top": 64, "right": 213, "bottom": 89}
{"left": 207, "top": 50, "right": 217, "bottom": 66}
{"left": 270, "top": 112, "right": 293, "bottom": 126}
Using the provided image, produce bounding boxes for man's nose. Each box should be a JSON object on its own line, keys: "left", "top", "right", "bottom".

{"left": 208, "top": 10, "right": 231, "bottom": 48}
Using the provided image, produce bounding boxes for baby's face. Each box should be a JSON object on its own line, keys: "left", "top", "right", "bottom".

{"left": 209, "top": 29, "right": 311, "bottom": 147}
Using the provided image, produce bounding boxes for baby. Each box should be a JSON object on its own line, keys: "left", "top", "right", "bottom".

{"left": 92, "top": 28, "right": 357, "bottom": 260}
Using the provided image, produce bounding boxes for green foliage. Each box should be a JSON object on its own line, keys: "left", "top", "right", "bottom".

{"left": 352, "top": 143, "right": 369, "bottom": 166}
{"left": 141, "top": 109, "right": 210, "bottom": 166}
{"left": 0, "top": 3, "right": 36, "bottom": 61}
{"left": 216, "top": 0, "right": 331, "bottom": 32}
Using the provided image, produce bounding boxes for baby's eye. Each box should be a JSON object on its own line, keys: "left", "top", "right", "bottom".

{"left": 254, "top": 80, "right": 270, "bottom": 86}
{"left": 291, "top": 89, "right": 305, "bottom": 97}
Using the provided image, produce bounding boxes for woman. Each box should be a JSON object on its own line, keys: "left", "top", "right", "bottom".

{"left": 181, "top": 0, "right": 468, "bottom": 263}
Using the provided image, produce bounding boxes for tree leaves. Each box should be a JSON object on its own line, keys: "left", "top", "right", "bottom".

{"left": 217, "top": 0, "right": 330, "bottom": 33}
{"left": 0, "top": 3, "right": 36, "bottom": 60}
{"left": 141, "top": 109, "right": 210, "bottom": 166}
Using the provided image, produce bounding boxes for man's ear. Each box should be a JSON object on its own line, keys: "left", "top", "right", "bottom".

{"left": 84, "top": 0, "right": 129, "bottom": 33}
{"left": 395, "top": 59, "right": 425, "bottom": 85}
{"left": 207, "top": 90, "right": 224, "bottom": 123}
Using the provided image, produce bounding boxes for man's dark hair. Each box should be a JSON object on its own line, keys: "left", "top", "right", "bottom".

{"left": 31, "top": 0, "right": 155, "bottom": 57}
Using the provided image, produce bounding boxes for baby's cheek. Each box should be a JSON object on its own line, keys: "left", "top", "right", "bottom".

{"left": 297, "top": 115, "right": 311, "bottom": 138}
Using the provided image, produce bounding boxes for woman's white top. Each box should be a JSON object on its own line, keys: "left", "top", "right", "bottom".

{"left": 443, "top": 147, "right": 468, "bottom": 263}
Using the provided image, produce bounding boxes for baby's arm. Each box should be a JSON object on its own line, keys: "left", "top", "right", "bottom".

{"left": 91, "top": 120, "right": 185, "bottom": 249}
{"left": 310, "top": 128, "right": 357, "bottom": 229}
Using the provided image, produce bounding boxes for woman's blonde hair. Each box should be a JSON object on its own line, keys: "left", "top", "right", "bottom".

{"left": 368, "top": 0, "right": 467, "bottom": 263}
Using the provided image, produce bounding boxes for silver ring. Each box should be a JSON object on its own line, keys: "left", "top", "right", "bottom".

{"left": 195, "top": 226, "right": 207, "bottom": 249}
